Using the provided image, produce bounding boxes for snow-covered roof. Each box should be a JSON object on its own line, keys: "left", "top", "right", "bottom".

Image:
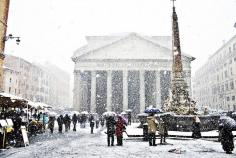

{"left": 0, "top": 92, "right": 25, "bottom": 101}
{"left": 72, "top": 33, "right": 195, "bottom": 61}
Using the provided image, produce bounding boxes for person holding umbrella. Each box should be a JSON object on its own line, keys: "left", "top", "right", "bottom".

{"left": 106, "top": 116, "right": 116, "bottom": 146}
{"left": 146, "top": 113, "right": 158, "bottom": 146}
{"left": 115, "top": 115, "right": 127, "bottom": 146}
{"left": 218, "top": 116, "right": 235, "bottom": 154}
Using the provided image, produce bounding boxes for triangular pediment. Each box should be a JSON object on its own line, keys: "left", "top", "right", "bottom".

{"left": 78, "top": 33, "right": 172, "bottom": 60}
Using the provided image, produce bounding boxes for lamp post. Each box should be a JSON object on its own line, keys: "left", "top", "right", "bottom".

{"left": 4, "top": 33, "right": 20, "bottom": 45}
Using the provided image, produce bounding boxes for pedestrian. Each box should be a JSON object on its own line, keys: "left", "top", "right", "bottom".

{"left": 106, "top": 116, "right": 116, "bottom": 146}
{"left": 95, "top": 119, "right": 100, "bottom": 129}
{"left": 37, "top": 112, "right": 42, "bottom": 121}
{"left": 48, "top": 116, "right": 55, "bottom": 133}
{"left": 72, "top": 114, "right": 78, "bottom": 131}
{"left": 128, "top": 112, "right": 131, "bottom": 125}
{"left": 100, "top": 116, "right": 105, "bottom": 128}
{"left": 90, "top": 119, "right": 95, "bottom": 134}
{"left": 81, "top": 114, "right": 87, "bottom": 128}
{"left": 192, "top": 116, "right": 202, "bottom": 139}
{"left": 115, "top": 115, "right": 126, "bottom": 146}
{"left": 147, "top": 113, "right": 158, "bottom": 146}
{"left": 219, "top": 123, "right": 234, "bottom": 154}
{"left": 57, "top": 115, "right": 64, "bottom": 133}
{"left": 77, "top": 114, "right": 82, "bottom": 128}
{"left": 159, "top": 117, "right": 168, "bottom": 144}
{"left": 64, "top": 114, "right": 71, "bottom": 132}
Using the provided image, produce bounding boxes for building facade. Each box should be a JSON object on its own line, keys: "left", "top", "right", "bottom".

{"left": 4, "top": 55, "right": 71, "bottom": 108}
{"left": 72, "top": 33, "right": 195, "bottom": 115}
{"left": 193, "top": 35, "right": 236, "bottom": 111}
{"left": 3, "top": 66, "right": 20, "bottom": 95}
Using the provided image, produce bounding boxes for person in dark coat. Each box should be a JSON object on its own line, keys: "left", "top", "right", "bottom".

{"left": 115, "top": 115, "right": 126, "bottom": 146}
{"left": 158, "top": 118, "right": 168, "bottom": 144}
{"left": 72, "top": 114, "right": 78, "bottom": 131}
{"left": 64, "top": 114, "right": 71, "bottom": 132}
{"left": 128, "top": 112, "right": 131, "bottom": 125}
{"left": 48, "top": 116, "right": 55, "bottom": 133}
{"left": 81, "top": 114, "right": 87, "bottom": 128}
{"left": 95, "top": 119, "right": 99, "bottom": 129}
{"left": 192, "top": 116, "right": 202, "bottom": 139}
{"left": 106, "top": 116, "right": 116, "bottom": 146}
{"left": 57, "top": 115, "right": 64, "bottom": 133}
{"left": 90, "top": 120, "right": 95, "bottom": 134}
{"left": 100, "top": 116, "right": 105, "bottom": 127}
{"left": 12, "top": 114, "right": 22, "bottom": 141}
{"left": 219, "top": 124, "right": 234, "bottom": 154}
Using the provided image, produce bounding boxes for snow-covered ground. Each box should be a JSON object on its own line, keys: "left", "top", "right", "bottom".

{"left": 0, "top": 123, "right": 235, "bottom": 158}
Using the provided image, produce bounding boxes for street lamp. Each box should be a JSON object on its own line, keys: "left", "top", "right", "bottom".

{"left": 3, "top": 33, "right": 20, "bottom": 45}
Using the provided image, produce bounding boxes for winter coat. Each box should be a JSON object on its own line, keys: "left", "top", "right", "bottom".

{"left": 219, "top": 125, "right": 234, "bottom": 152}
{"left": 57, "top": 116, "right": 64, "bottom": 126}
{"left": 101, "top": 118, "right": 105, "bottom": 126}
{"left": 64, "top": 115, "right": 71, "bottom": 125}
{"left": 115, "top": 118, "right": 125, "bottom": 137}
{"left": 192, "top": 122, "right": 201, "bottom": 138}
{"left": 48, "top": 117, "right": 55, "bottom": 129}
{"left": 72, "top": 114, "right": 78, "bottom": 124}
{"left": 158, "top": 120, "right": 168, "bottom": 136}
{"left": 106, "top": 117, "right": 116, "bottom": 135}
{"left": 147, "top": 116, "right": 158, "bottom": 134}
{"left": 90, "top": 121, "right": 95, "bottom": 127}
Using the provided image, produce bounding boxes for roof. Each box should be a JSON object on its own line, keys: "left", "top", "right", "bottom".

{"left": 72, "top": 33, "right": 195, "bottom": 61}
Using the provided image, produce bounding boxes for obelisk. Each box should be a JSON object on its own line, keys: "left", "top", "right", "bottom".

{"left": 164, "top": 0, "right": 196, "bottom": 115}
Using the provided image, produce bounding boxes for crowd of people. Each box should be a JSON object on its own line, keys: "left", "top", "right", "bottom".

{"left": 47, "top": 113, "right": 128, "bottom": 147}
{"left": 1, "top": 109, "right": 235, "bottom": 155}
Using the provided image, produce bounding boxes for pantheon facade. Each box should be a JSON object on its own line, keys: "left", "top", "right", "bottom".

{"left": 72, "top": 33, "right": 195, "bottom": 115}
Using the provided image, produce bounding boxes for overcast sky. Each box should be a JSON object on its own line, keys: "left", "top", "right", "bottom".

{"left": 5, "top": 0, "right": 236, "bottom": 78}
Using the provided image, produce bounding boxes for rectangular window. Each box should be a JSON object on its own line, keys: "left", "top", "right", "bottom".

{"left": 232, "top": 96, "right": 235, "bottom": 101}
{"left": 230, "top": 81, "right": 234, "bottom": 90}
{"left": 221, "top": 85, "right": 224, "bottom": 92}
{"left": 226, "top": 83, "right": 229, "bottom": 91}
{"left": 9, "top": 78, "right": 11, "bottom": 83}
{"left": 227, "top": 96, "right": 230, "bottom": 101}
{"left": 9, "top": 87, "right": 11, "bottom": 93}
{"left": 225, "top": 70, "right": 228, "bottom": 78}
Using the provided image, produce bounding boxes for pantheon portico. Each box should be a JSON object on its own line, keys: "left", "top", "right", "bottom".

{"left": 72, "top": 33, "right": 195, "bottom": 115}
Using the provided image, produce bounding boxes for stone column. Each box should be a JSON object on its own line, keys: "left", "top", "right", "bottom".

{"left": 156, "top": 70, "right": 161, "bottom": 108}
{"left": 73, "top": 71, "right": 81, "bottom": 111}
{"left": 107, "top": 70, "right": 112, "bottom": 111}
{"left": 90, "top": 71, "right": 96, "bottom": 113}
{"left": 139, "top": 70, "right": 145, "bottom": 113}
{"left": 123, "top": 70, "right": 128, "bottom": 111}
